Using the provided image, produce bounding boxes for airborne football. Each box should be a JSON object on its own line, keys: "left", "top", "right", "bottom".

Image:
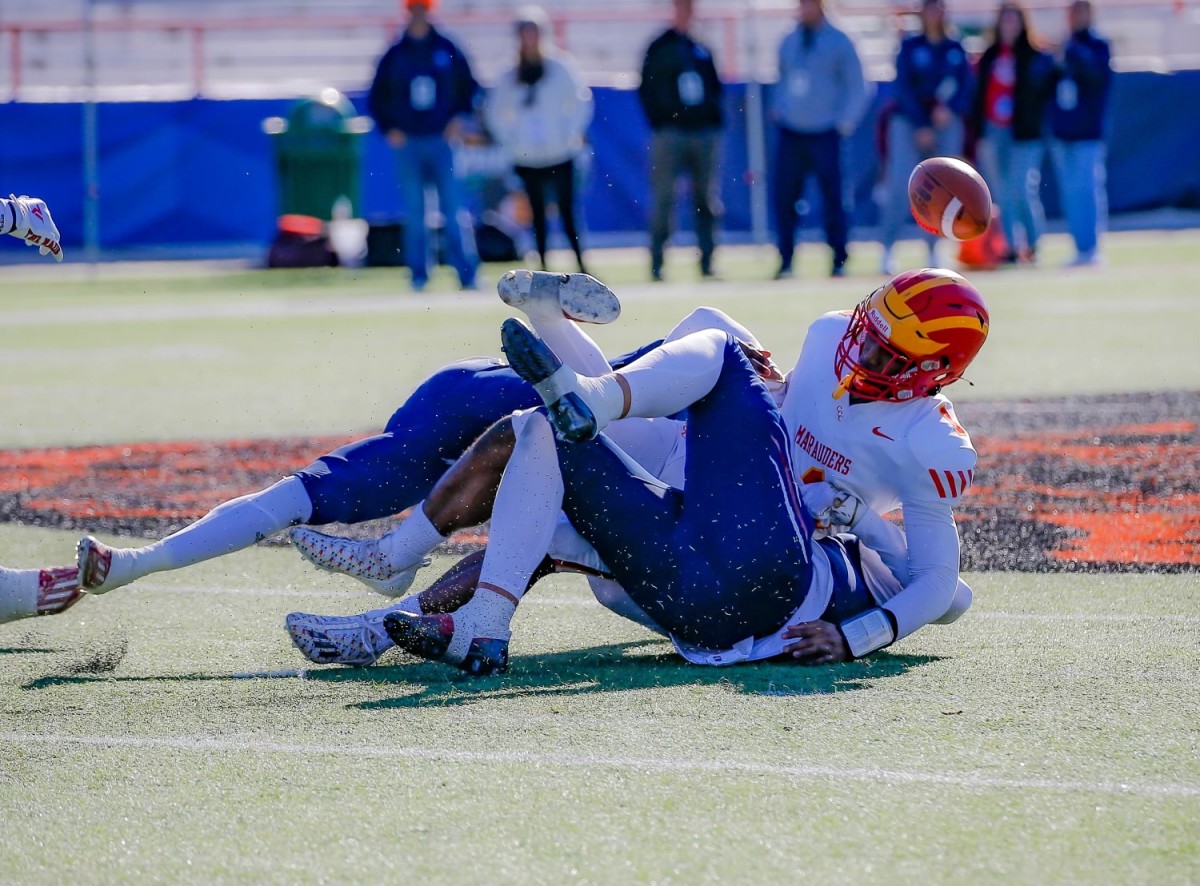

{"left": 907, "top": 157, "right": 992, "bottom": 241}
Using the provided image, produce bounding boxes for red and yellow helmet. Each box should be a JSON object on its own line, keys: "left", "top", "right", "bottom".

{"left": 833, "top": 268, "right": 990, "bottom": 402}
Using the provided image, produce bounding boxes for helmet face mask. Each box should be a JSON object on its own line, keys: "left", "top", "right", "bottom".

{"left": 834, "top": 269, "right": 989, "bottom": 402}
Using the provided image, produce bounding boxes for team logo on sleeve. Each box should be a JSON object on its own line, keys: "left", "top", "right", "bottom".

{"left": 929, "top": 468, "right": 973, "bottom": 498}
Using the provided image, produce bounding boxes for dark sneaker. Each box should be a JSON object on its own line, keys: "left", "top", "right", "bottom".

{"left": 500, "top": 318, "right": 597, "bottom": 443}
{"left": 382, "top": 612, "right": 509, "bottom": 676}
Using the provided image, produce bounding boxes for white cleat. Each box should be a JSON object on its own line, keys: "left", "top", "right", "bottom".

{"left": 77, "top": 536, "right": 138, "bottom": 594}
{"left": 0, "top": 565, "right": 83, "bottom": 625}
{"left": 497, "top": 269, "right": 621, "bottom": 325}
{"left": 288, "top": 527, "right": 429, "bottom": 597}
{"left": 285, "top": 611, "right": 395, "bottom": 666}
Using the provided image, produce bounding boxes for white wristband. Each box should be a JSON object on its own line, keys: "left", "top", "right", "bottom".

{"left": 840, "top": 608, "right": 896, "bottom": 658}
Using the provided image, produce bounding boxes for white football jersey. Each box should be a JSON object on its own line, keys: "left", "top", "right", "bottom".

{"left": 780, "top": 311, "right": 978, "bottom": 515}
{"left": 777, "top": 311, "right": 977, "bottom": 638}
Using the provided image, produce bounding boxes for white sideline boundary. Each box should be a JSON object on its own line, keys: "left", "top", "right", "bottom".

{"left": 2, "top": 731, "right": 1197, "bottom": 799}
{"left": 135, "top": 584, "right": 1200, "bottom": 623}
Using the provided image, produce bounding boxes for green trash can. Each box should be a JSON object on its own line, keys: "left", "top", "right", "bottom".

{"left": 264, "top": 88, "right": 373, "bottom": 221}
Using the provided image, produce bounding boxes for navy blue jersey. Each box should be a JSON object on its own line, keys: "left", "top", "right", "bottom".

{"left": 368, "top": 26, "right": 479, "bottom": 137}
{"left": 893, "top": 34, "right": 973, "bottom": 127}
{"left": 554, "top": 335, "right": 815, "bottom": 649}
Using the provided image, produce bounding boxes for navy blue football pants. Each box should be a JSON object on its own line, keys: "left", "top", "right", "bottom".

{"left": 294, "top": 344, "right": 662, "bottom": 526}
{"left": 554, "top": 336, "right": 816, "bottom": 649}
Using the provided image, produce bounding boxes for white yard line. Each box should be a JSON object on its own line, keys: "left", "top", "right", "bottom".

{"left": 2, "top": 731, "right": 1196, "bottom": 799}
{"left": 135, "top": 584, "right": 1200, "bottom": 622}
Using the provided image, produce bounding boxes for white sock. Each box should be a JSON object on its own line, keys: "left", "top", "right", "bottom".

{"left": 121, "top": 477, "right": 314, "bottom": 581}
{"left": 574, "top": 328, "right": 727, "bottom": 431}
{"left": 0, "top": 566, "right": 40, "bottom": 624}
{"left": 664, "top": 306, "right": 761, "bottom": 349}
{"left": 377, "top": 504, "right": 445, "bottom": 571}
{"left": 530, "top": 312, "right": 612, "bottom": 378}
{"left": 476, "top": 413, "right": 563, "bottom": 604}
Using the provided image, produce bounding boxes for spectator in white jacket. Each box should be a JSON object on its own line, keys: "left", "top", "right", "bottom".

{"left": 485, "top": 6, "right": 594, "bottom": 273}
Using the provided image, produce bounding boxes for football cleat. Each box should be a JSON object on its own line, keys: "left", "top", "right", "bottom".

{"left": 288, "top": 528, "right": 430, "bottom": 597}
{"left": 77, "top": 536, "right": 137, "bottom": 594}
{"left": 285, "top": 611, "right": 394, "bottom": 666}
{"left": 0, "top": 565, "right": 82, "bottom": 625}
{"left": 382, "top": 611, "right": 509, "bottom": 676}
{"left": 496, "top": 269, "right": 621, "bottom": 325}
{"left": 500, "top": 318, "right": 597, "bottom": 443}
{"left": 38, "top": 566, "right": 82, "bottom": 615}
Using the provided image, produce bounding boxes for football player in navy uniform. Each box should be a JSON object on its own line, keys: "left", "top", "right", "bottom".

{"left": 292, "top": 270, "right": 988, "bottom": 673}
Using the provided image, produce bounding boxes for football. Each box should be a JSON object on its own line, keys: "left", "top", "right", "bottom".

{"left": 908, "top": 157, "right": 992, "bottom": 241}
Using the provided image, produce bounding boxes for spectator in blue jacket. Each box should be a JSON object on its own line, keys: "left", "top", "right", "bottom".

{"left": 1050, "top": 0, "right": 1111, "bottom": 266}
{"left": 879, "top": 0, "right": 974, "bottom": 274}
{"left": 368, "top": 0, "right": 480, "bottom": 291}
{"left": 771, "top": 0, "right": 869, "bottom": 279}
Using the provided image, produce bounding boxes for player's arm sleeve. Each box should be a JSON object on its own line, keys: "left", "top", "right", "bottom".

{"left": 849, "top": 507, "right": 911, "bottom": 585}
{"left": 881, "top": 495, "right": 962, "bottom": 640}
{"left": 0, "top": 197, "right": 14, "bottom": 234}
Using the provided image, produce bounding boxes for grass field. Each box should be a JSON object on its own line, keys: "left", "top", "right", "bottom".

{"left": 2, "top": 231, "right": 1199, "bottom": 884}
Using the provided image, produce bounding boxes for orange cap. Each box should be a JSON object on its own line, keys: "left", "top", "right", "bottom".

{"left": 406, "top": 0, "right": 435, "bottom": 10}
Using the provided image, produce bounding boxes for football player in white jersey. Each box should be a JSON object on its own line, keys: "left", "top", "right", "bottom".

{"left": 287, "top": 269, "right": 986, "bottom": 671}
{"left": 778, "top": 267, "right": 988, "bottom": 650}
{"left": 0, "top": 195, "right": 78, "bottom": 625}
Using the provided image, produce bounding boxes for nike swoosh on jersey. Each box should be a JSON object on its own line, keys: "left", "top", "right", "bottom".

{"left": 871, "top": 427, "right": 895, "bottom": 441}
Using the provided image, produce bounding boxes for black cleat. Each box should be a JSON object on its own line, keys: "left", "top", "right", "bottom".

{"left": 500, "top": 318, "right": 598, "bottom": 443}
{"left": 382, "top": 612, "right": 509, "bottom": 676}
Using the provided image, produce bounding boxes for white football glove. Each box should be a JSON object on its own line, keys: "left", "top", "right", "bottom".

{"left": 4, "top": 195, "right": 63, "bottom": 262}
{"left": 799, "top": 480, "right": 866, "bottom": 537}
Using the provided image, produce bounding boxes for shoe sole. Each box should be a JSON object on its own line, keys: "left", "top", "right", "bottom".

{"left": 77, "top": 536, "right": 113, "bottom": 594}
{"left": 498, "top": 271, "right": 620, "bottom": 325}
{"left": 500, "top": 318, "right": 597, "bottom": 443}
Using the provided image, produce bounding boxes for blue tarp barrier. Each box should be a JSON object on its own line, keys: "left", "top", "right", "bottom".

{"left": 1, "top": 69, "right": 1198, "bottom": 249}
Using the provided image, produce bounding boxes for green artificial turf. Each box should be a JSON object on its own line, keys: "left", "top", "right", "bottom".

{"left": 1, "top": 230, "right": 1198, "bottom": 883}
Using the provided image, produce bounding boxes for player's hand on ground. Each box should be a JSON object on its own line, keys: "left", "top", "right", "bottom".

{"left": 737, "top": 341, "right": 784, "bottom": 382}
{"left": 6, "top": 195, "right": 63, "bottom": 261}
{"left": 782, "top": 620, "right": 850, "bottom": 665}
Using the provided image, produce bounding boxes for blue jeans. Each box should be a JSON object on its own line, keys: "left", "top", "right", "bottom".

{"left": 881, "top": 115, "right": 965, "bottom": 249}
{"left": 977, "top": 124, "right": 1046, "bottom": 253}
{"left": 1050, "top": 139, "right": 1106, "bottom": 258}
{"left": 395, "top": 136, "right": 478, "bottom": 287}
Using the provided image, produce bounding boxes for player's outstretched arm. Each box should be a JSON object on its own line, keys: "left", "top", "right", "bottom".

{"left": 2, "top": 195, "right": 63, "bottom": 261}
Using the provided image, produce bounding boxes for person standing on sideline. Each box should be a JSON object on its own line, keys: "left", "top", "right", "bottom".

{"left": 969, "top": 2, "right": 1055, "bottom": 264}
{"left": 879, "top": 0, "right": 973, "bottom": 274}
{"left": 1050, "top": 0, "right": 1111, "bottom": 267}
{"left": 771, "top": 0, "right": 869, "bottom": 279}
{"left": 638, "top": 0, "right": 725, "bottom": 282}
{"left": 485, "top": 6, "right": 594, "bottom": 274}
{"left": 368, "top": 0, "right": 481, "bottom": 291}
